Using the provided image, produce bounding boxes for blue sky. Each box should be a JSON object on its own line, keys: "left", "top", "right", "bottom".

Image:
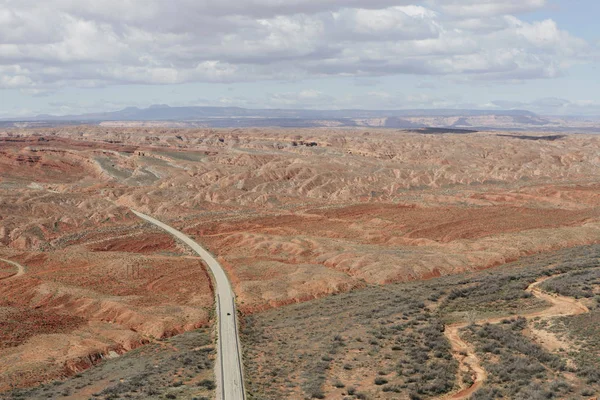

{"left": 523, "top": 0, "right": 600, "bottom": 39}
{"left": 1, "top": 0, "right": 599, "bottom": 117}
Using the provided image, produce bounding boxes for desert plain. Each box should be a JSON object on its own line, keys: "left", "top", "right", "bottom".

{"left": 1, "top": 126, "right": 600, "bottom": 399}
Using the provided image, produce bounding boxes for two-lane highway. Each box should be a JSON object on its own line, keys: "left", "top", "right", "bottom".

{"left": 131, "top": 210, "right": 245, "bottom": 400}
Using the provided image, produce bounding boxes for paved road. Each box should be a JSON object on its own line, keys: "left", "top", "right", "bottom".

{"left": 0, "top": 258, "right": 25, "bottom": 280}
{"left": 131, "top": 210, "right": 246, "bottom": 400}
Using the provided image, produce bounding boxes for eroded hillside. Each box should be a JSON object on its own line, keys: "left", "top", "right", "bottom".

{"left": 1, "top": 127, "right": 600, "bottom": 390}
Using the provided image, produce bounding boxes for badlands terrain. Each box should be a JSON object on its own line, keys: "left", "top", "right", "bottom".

{"left": 1, "top": 126, "right": 600, "bottom": 398}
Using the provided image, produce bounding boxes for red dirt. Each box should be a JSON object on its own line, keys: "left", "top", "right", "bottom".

{"left": 0, "top": 307, "right": 86, "bottom": 349}
{"left": 0, "top": 146, "right": 99, "bottom": 183}
{"left": 87, "top": 232, "right": 179, "bottom": 253}
{"left": 197, "top": 204, "right": 598, "bottom": 244}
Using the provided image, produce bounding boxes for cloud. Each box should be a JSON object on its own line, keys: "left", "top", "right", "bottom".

{"left": 0, "top": 0, "right": 595, "bottom": 92}
{"left": 331, "top": 6, "right": 439, "bottom": 41}
{"left": 416, "top": 81, "right": 436, "bottom": 89}
{"left": 439, "top": 0, "right": 546, "bottom": 17}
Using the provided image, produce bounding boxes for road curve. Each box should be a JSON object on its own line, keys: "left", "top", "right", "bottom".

{"left": 131, "top": 210, "right": 246, "bottom": 400}
{"left": 0, "top": 258, "right": 25, "bottom": 280}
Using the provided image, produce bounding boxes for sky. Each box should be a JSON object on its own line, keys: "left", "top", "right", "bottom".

{"left": 1, "top": 0, "right": 599, "bottom": 118}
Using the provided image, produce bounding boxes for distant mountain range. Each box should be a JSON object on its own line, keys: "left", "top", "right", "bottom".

{"left": 2, "top": 105, "right": 600, "bottom": 131}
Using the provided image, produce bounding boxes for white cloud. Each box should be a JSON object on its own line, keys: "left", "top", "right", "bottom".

{"left": 439, "top": 0, "right": 546, "bottom": 17}
{"left": 0, "top": 0, "right": 594, "bottom": 92}
{"left": 332, "top": 6, "right": 439, "bottom": 40}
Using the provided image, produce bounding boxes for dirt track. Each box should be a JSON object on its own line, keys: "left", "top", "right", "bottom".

{"left": 0, "top": 258, "right": 25, "bottom": 280}
{"left": 444, "top": 324, "right": 488, "bottom": 399}
{"left": 442, "top": 274, "right": 590, "bottom": 399}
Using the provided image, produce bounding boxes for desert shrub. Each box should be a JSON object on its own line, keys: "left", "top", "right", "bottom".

{"left": 441, "top": 274, "right": 545, "bottom": 316}
{"left": 582, "top": 388, "right": 596, "bottom": 396}
{"left": 197, "top": 380, "right": 216, "bottom": 390}
{"left": 472, "top": 388, "right": 504, "bottom": 400}
{"left": 306, "top": 389, "right": 325, "bottom": 399}
{"left": 541, "top": 268, "right": 600, "bottom": 299}
{"left": 382, "top": 385, "right": 401, "bottom": 393}
{"left": 374, "top": 377, "right": 388, "bottom": 385}
{"left": 464, "top": 319, "right": 571, "bottom": 397}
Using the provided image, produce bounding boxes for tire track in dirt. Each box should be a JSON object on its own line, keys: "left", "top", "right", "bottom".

{"left": 442, "top": 274, "right": 590, "bottom": 399}
{"left": 0, "top": 258, "right": 25, "bottom": 280}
